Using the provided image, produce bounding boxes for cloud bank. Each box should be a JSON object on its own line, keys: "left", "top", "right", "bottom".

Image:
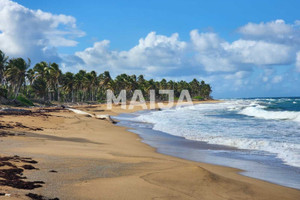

{"left": 71, "top": 20, "right": 299, "bottom": 76}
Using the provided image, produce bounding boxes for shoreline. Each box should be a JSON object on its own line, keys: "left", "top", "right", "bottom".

{"left": 0, "top": 101, "right": 300, "bottom": 199}
{"left": 115, "top": 110, "right": 300, "bottom": 189}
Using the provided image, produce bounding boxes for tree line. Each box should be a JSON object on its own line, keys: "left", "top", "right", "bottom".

{"left": 0, "top": 50, "right": 212, "bottom": 104}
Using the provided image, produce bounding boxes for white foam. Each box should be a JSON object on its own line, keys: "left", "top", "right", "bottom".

{"left": 134, "top": 99, "right": 300, "bottom": 168}
{"left": 239, "top": 107, "right": 300, "bottom": 122}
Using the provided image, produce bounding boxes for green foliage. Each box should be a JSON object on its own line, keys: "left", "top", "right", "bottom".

{"left": 193, "top": 96, "right": 204, "bottom": 100}
{"left": 16, "top": 95, "right": 34, "bottom": 106}
{"left": 98, "top": 99, "right": 106, "bottom": 104}
{"left": 32, "top": 77, "right": 47, "bottom": 98}
{"left": 0, "top": 88, "right": 8, "bottom": 98}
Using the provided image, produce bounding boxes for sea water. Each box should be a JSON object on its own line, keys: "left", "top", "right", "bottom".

{"left": 115, "top": 97, "right": 300, "bottom": 189}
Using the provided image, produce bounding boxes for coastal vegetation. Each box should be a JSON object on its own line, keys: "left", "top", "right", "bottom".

{"left": 0, "top": 50, "right": 212, "bottom": 105}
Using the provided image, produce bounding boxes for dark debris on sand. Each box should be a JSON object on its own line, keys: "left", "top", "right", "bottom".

{"left": 0, "top": 123, "right": 14, "bottom": 129}
{"left": 26, "top": 193, "right": 60, "bottom": 200}
{"left": 0, "top": 108, "right": 51, "bottom": 117}
{"left": 22, "top": 164, "right": 39, "bottom": 170}
{"left": 0, "top": 155, "right": 60, "bottom": 199}
{"left": 14, "top": 122, "right": 43, "bottom": 131}
{"left": 0, "top": 155, "right": 44, "bottom": 190}
{"left": 0, "top": 120, "right": 43, "bottom": 133}
{"left": 0, "top": 131, "right": 15, "bottom": 137}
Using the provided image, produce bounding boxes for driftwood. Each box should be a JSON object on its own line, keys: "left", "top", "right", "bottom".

{"left": 94, "top": 114, "right": 117, "bottom": 124}
{"left": 67, "top": 108, "right": 117, "bottom": 124}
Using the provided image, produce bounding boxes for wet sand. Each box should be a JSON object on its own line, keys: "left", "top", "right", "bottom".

{"left": 0, "top": 102, "right": 300, "bottom": 199}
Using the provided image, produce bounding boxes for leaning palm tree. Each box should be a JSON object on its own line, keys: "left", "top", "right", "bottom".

{"left": 5, "top": 58, "right": 30, "bottom": 99}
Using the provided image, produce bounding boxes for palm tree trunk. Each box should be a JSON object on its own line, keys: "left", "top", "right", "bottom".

{"left": 57, "top": 89, "right": 60, "bottom": 102}
{"left": 72, "top": 90, "right": 74, "bottom": 102}
{"left": 14, "top": 84, "right": 20, "bottom": 100}
{"left": 13, "top": 79, "right": 22, "bottom": 100}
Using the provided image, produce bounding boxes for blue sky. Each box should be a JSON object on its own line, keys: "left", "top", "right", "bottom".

{"left": 1, "top": 0, "right": 300, "bottom": 98}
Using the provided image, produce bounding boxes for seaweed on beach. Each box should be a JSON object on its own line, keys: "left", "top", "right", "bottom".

{"left": 26, "top": 193, "right": 60, "bottom": 200}
{"left": 0, "top": 156, "right": 60, "bottom": 199}
{"left": 0, "top": 156, "right": 44, "bottom": 190}
{"left": 14, "top": 122, "right": 43, "bottom": 131}
{"left": 0, "top": 108, "right": 51, "bottom": 117}
{"left": 0, "top": 131, "right": 26, "bottom": 137}
{"left": 36, "top": 107, "right": 66, "bottom": 113}
{"left": 22, "top": 164, "right": 39, "bottom": 170}
{"left": 0, "top": 122, "right": 14, "bottom": 129}
{"left": 0, "top": 120, "right": 43, "bottom": 132}
{"left": 0, "top": 131, "right": 15, "bottom": 137}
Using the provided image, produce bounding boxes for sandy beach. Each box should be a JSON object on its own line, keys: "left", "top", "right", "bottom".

{"left": 1, "top": 102, "right": 300, "bottom": 200}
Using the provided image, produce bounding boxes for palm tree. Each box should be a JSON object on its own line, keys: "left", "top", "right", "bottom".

{"left": 62, "top": 72, "right": 74, "bottom": 102}
{"left": 200, "top": 80, "right": 212, "bottom": 99}
{"left": 89, "top": 71, "right": 98, "bottom": 101}
{"left": 0, "top": 50, "right": 8, "bottom": 86}
{"left": 32, "top": 77, "right": 47, "bottom": 100}
{"left": 49, "top": 63, "right": 62, "bottom": 101}
{"left": 0, "top": 49, "right": 213, "bottom": 104}
{"left": 190, "top": 78, "right": 201, "bottom": 97}
{"left": 5, "top": 58, "right": 31, "bottom": 99}
{"left": 73, "top": 70, "right": 86, "bottom": 102}
{"left": 26, "top": 69, "right": 35, "bottom": 86}
{"left": 33, "top": 61, "right": 48, "bottom": 80}
{"left": 98, "top": 71, "right": 114, "bottom": 100}
{"left": 83, "top": 72, "right": 94, "bottom": 101}
{"left": 33, "top": 61, "right": 50, "bottom": 101}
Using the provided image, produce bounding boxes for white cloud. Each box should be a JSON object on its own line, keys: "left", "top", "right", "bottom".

{"left": 68, "top": 19, "right": 300, "bottom": 93}
{"left": 0, "top": 0, "right": 84, "bottom": 62}
{"left": 224, "top": 71, "right": 250, "bottom": 80}
{"left": 239, "top": 19, "right": 291, "bottom": 37}
{"left": 272, "top": 75, "right": 283, "bottom": 84}
{"left": 74, "top": 32, "right": 187, "bottom": 75}
{"left": 190, "top": 30, "right": 236, "bottom": 72}
{"left": 225, "top": 39, "right": 293, "bottom": 65}
{"left": 238, "top": 19, "right": 300, "bottom": 45}
{"left": 296, "top": 52, "right": 300, "bottom": 72}
{"left": 190, "top": 31, "right": 224, "bottom": 52}
{"left": 189, "top": 29, "right": 294, "bottom": 72}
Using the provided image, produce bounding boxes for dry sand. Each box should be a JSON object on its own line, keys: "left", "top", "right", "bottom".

{"left": 0, "top": 101, "right": 300, "bottom": 200}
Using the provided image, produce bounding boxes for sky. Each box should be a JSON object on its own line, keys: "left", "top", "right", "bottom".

{"left": 0, "top": 0, "right": 300, "bottom": 98}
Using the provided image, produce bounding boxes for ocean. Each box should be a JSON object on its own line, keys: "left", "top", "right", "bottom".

{"left": 115, "top": 97, "right": 300, "bottom": 189}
